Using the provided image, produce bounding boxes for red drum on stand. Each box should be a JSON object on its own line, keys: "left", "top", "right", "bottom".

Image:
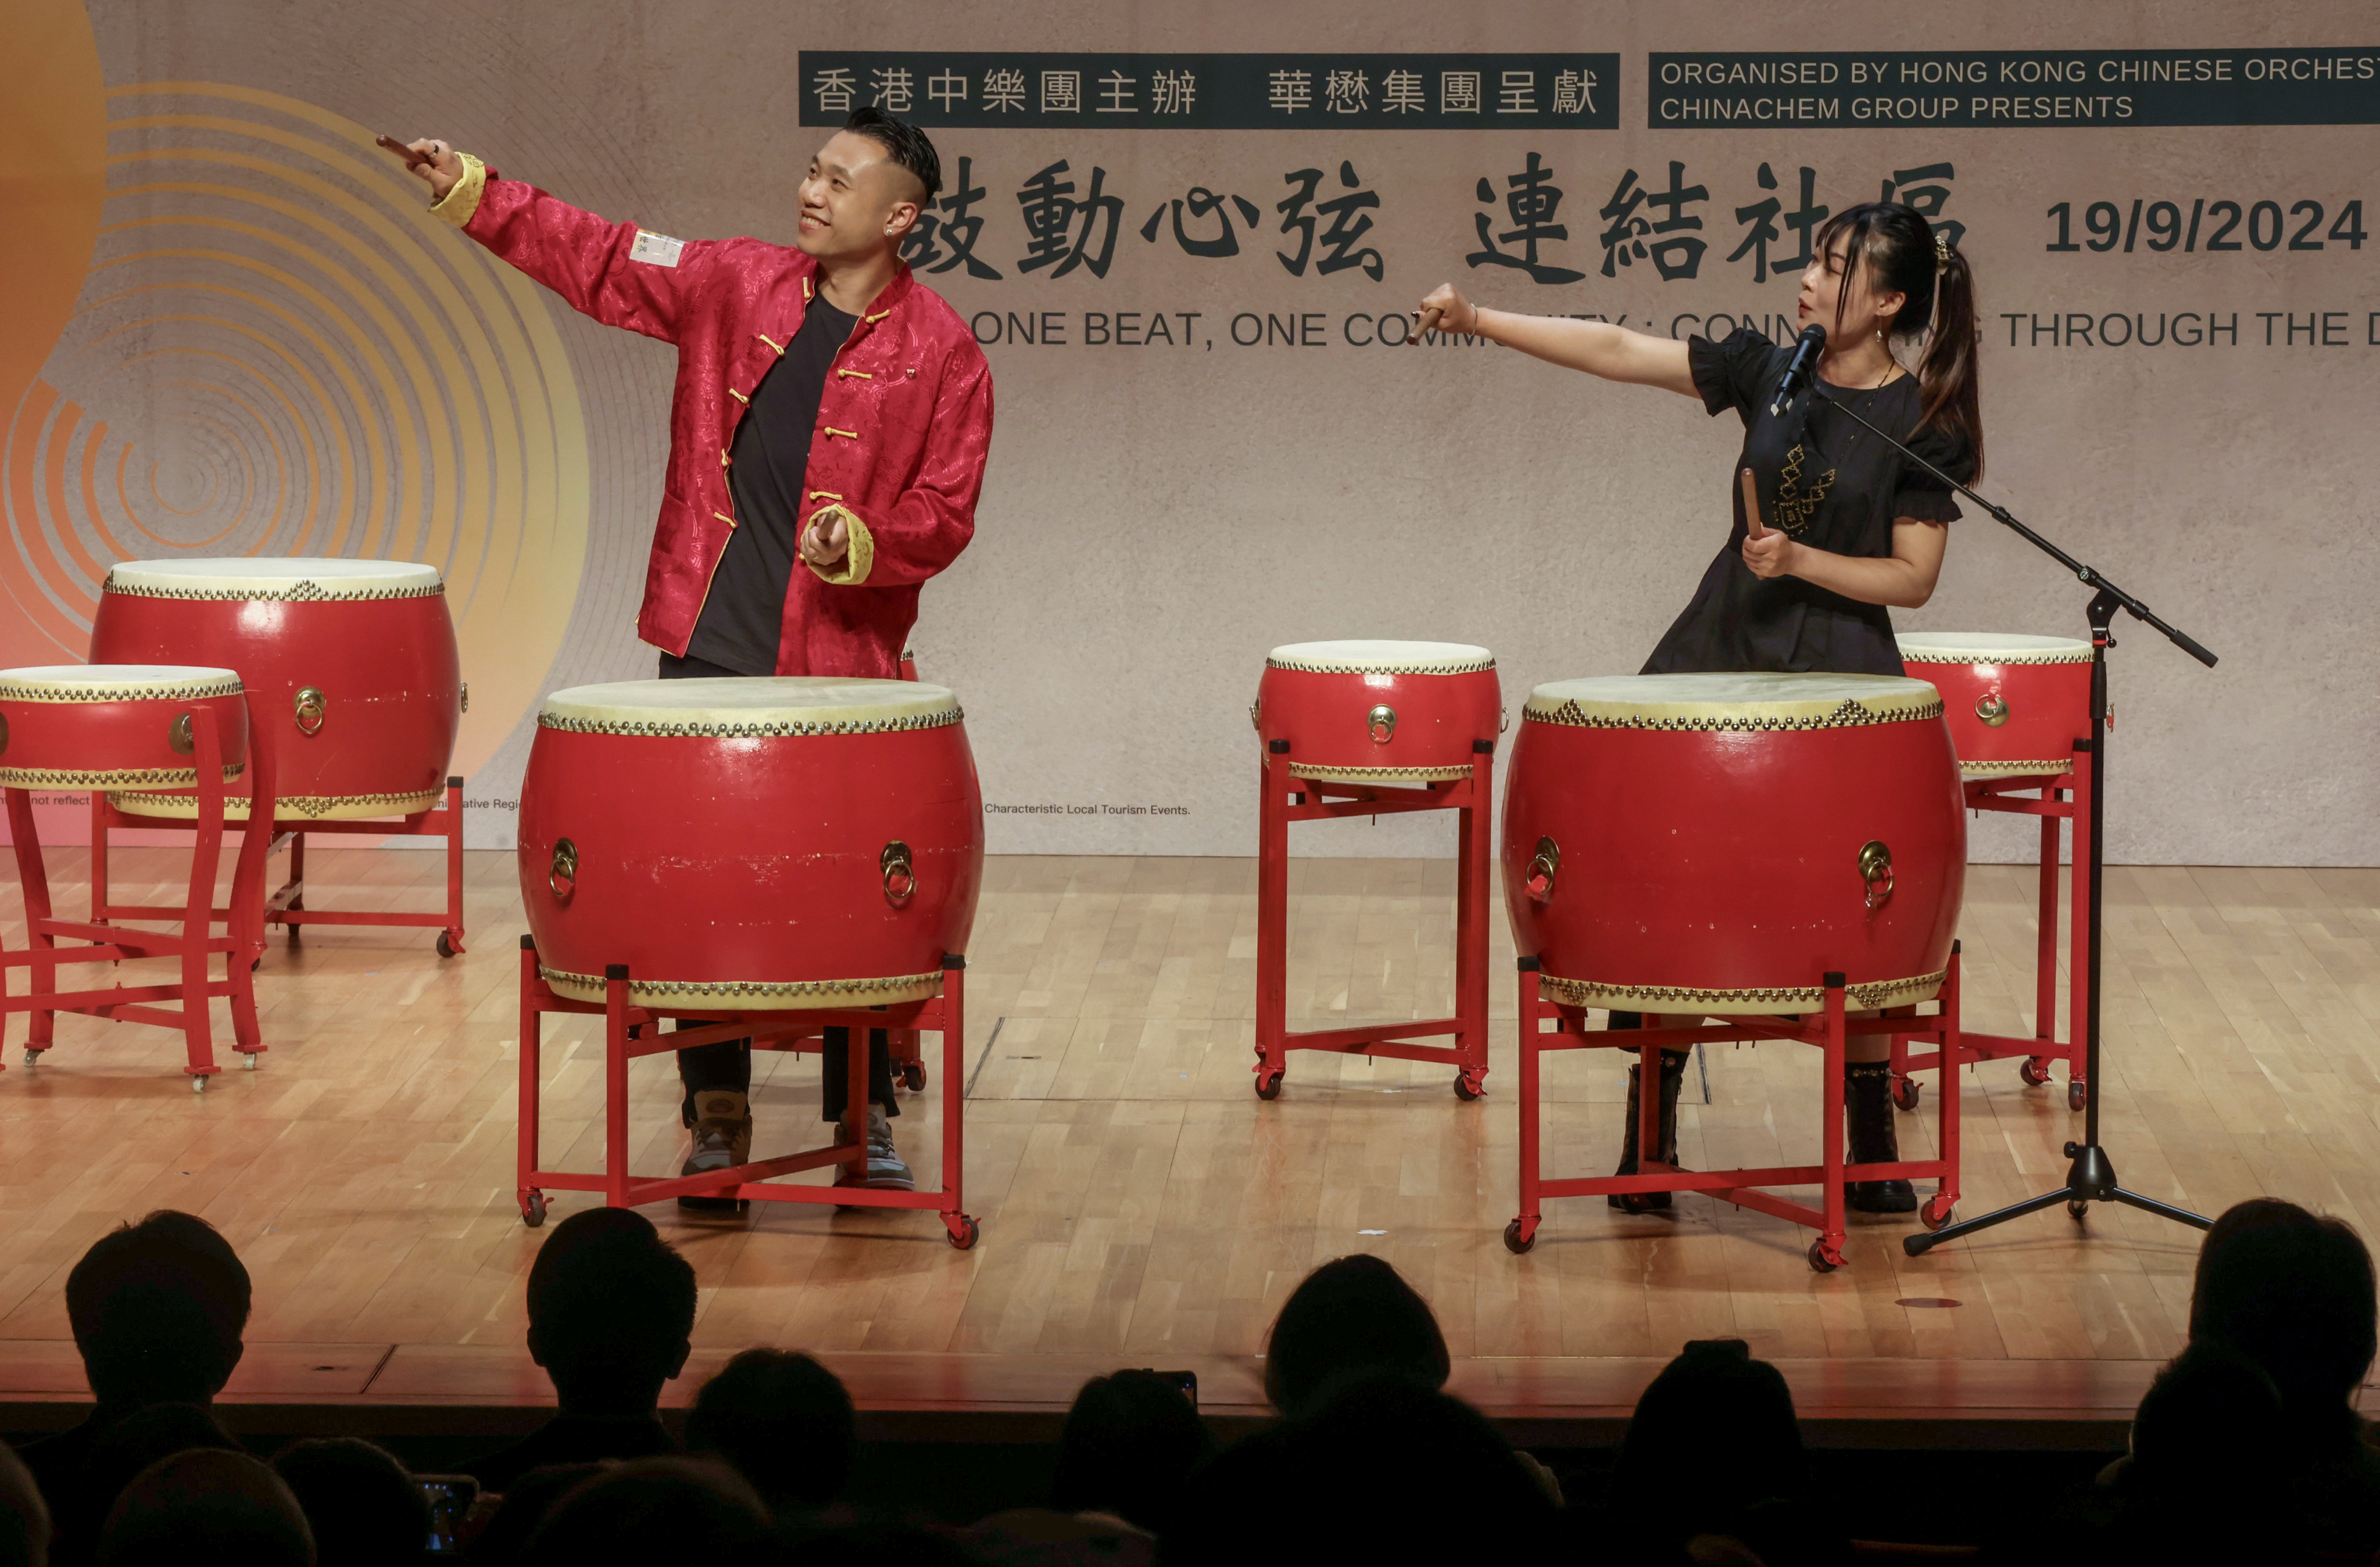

{"left": 1254, "top": 640, "right": 1499, "bottom": 784}
{"left": 1895, "top": 632, "right": 2091, "bottom": 779}
{"left": 1502, "top": 673, "right": 1966, "bottom": 1013}
{"left": 518, "top": 678, "right": 983, "bottom": 1008}
{"left": 1891, "top": 632, "right": 2098, "bottom": 1111}
{"left": 90, "top": 559, "right": 460, "bottom": 820}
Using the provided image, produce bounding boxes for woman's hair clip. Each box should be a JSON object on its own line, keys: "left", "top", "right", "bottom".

{"left": 1934, "top": 233, "right": 1953, "bottom": 271}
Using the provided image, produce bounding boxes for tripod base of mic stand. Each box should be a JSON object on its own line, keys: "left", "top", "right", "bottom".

{"left": 1902, "top": 1142, "right": 2210, "bottom": 1257}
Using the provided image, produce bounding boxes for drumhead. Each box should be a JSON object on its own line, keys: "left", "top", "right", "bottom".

{"left": 1266, "top": 640, "right": 1494, "bottom": 675}
{"left": 1524, "top": 672, "right": 1942, "bottom": 730}
{"left": 104, "top": 557, "right": 443, "bottom": 600}
{"left": 541, "top": 677, "right": 961, "bottom": 736}
{"left": 0, "top": 664, "right": 242, "bottom": 702}
{"left": 1896, "top": 631, "right": 2091, "bottom": 665}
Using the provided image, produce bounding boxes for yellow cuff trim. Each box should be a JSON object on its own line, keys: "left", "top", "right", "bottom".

{"left": 428, "top": 151, "right": 487, "bottom": 228}
{"left": 803, "top": 503, "right": 873, "bottom": 586}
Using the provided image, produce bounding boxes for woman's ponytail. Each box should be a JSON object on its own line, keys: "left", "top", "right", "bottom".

{"left": 1914, "top": 241, "right": 1983, "bottom": 480}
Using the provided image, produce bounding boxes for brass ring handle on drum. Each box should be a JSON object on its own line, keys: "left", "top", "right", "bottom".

{"left": 1859, "top": 840, "right": 1894, "bottom": 911}
{"left": 1368, "top": 705, "right": 1397, "bottom": 744}
{"left": 882, "top": 840, "right": 916, "bottom": 905}
{"left": 167, "top": 712, "right": 196, "bottom": 756}
{"left": 1524, "top": 836, "right": 1561, "bottom": 902}
{"left": 549, "top": 838, "right": 578, "bottom": 901}
{"left": 460, "top": 681, "right": 471, "bottom": 714}
{"left": 1975, "top": 693, "right": 2010, "bottom": 728}
{"left": 1248, "top": 696, "right": 1261, "bottom": 731}
{"left": 294, "top": 686, "right": 327, "bottom": 736}
{"left": 0, "top": 713, "right": 8, "bottom": 755}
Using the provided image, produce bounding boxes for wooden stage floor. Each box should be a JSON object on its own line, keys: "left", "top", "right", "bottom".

{"left": 4, "top": 847, "right": 2378, "bottom": 1443}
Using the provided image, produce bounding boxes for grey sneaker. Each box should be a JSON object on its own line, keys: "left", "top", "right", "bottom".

{"left": 835, "top": 1103, "right": 915, "bottom": 1192}
{"left": 679, "top": 1089, "right": 751, "bottom": 1212}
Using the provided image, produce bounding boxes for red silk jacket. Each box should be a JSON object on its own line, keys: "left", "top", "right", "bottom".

{"left": 433, "top": 153, "right": 994, "bottom": 677}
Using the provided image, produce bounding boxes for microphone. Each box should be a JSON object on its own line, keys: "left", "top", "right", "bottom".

{"left": 1767, "top": 324, "right": 1827, "bottom": 417}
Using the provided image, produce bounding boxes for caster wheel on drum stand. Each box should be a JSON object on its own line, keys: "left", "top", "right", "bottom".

{"left": 1891, "top": 1074, "right": 1921, "bottom": 1113}
{"left": 1453, "top": 1068, "right": 1486, "bottom": 1102}
{"left": 944, "top": 1214, "right": 980, "bottom": 1250}
{"left": 1254, "top": 1068, "right": 1284, "bottom": 1101}
{"left": 1807, "top": 1238, "right": 1844, "bottom": 1273}
{"left": 520, "top": 1191, "right": 548, "bottom": 1228}
{"left": 2068, "top": 1199, "right": 2091, "bottom": 1223}
{"left": 1920, "top": 1195, "right": 1956, "bottom": 1231}
{"left": 2019, "top": 1056, "right": 2052, "bottom": 1088}
{"left": 240, "top": 1052, "right": 259, "bottom": 1071}
{"left": 22, "top": 1047, "right": 44, "bottom": 1068}
{"left": 436, "top": 930, "right": 463, "bottom": 958}
{"left": 1502, "top": 1219, "right": 1536, "bottom": 1254}
{"left": 900, "top": 1060, "right": 927, "bottom": 1093}
{"left": 190, "top": 1075, "right": 209, "bottom": 1095}
{"left": 2067, "top": 1080, "right": 2088, "bottom": 1113}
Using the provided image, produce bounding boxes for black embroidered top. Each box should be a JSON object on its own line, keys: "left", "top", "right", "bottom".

{"left": 1641, "top": 327, "right": 1975, "bottom": 678}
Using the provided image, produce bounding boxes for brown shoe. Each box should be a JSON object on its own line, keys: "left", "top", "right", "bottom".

{"left": 679, "top": 1089, "right": 752, "bottom": 1212}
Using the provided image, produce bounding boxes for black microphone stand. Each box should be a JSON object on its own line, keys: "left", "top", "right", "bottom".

{"left": 1794, "top": 384, "right": 2218, "bottom": 1256}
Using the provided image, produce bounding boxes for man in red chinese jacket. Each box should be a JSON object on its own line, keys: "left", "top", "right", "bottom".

{"left": 395, "top": 109, "right": 992, "bottom": 1210}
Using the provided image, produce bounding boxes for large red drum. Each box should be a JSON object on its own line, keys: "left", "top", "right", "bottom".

{"left": 0, "top": 665, "right": 248, "bottom": 790}
{"left": 1255, "top": 640, "right": 1499, "bottom": 783}
{"left": 90, "top": 558, "right": 460, "bottom": 820}
{"left": 518, "top": 678, "right": 983, "bottom": 1008}
{"left": 1896, "top": 632, "right": 2092, "bottom": 779}
{"left": 1502, "top": 673, "right": 1966, "bottom": 1014}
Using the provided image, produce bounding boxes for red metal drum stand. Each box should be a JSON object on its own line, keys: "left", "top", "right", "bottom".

{"left": 1251, "top": 641, "right": 1501, "bottom": 1100}
{"left": 1507, "top": 951, "right": 1965, "bottom": 1271}
{"left": 1889, "top": 634, "right": 2097, "bottom": 1114}
{"left": 514, "top": 941, "right": 977, "bottom": 1247}
{"left": 1, "top": 666, "right": 276, "bottom": 1088}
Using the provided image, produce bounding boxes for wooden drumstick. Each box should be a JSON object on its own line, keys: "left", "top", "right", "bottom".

{"left": 1405, "top": 306, "right": 1444, "bottom": 345}
{"left": 1740, "top": 467, "right": 1769, "bottom": 540}
{"left": 374, "top": 134, "right": 437, "bottom": 170}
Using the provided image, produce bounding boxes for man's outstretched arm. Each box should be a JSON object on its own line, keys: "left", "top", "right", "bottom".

{"left": 382, "top": 135, "right": 705, "bottom": 343}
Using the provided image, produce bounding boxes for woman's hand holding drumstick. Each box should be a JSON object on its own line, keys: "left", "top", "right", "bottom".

{"left": 1740, "top": 466, "right": 1799, "bottom": 579}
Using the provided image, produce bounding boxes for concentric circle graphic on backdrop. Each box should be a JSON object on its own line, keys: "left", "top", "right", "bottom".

{"left": 3, "top": 73, "right": 589, "bottom": 782}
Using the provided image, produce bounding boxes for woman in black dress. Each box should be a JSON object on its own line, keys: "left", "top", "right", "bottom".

{"left": 1416, "top": 202, "right": 1983, "bottom": 1215}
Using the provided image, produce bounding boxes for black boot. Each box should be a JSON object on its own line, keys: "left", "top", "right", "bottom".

{"left": 1846, "top": 1060, "right": 1917, "bottom": 1213}
{"left": 1610, "top": 1048, "right": 1687, "bottom": 1213}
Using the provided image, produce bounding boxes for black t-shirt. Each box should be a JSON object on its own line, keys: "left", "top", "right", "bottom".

{"left": 1641, "top": 327, "right": 1975, "bottom": 678}
{"left": 685, "top": 298, "right": 858, "bottom": 676}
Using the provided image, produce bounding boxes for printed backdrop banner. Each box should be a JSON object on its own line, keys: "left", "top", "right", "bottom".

{"left": 6, "top": 1, "right": 2376, "bottom": 865}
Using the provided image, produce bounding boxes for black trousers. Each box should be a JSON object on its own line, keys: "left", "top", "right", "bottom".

{"left": 661, "top": 652, "right": 898, "bottom": 1125}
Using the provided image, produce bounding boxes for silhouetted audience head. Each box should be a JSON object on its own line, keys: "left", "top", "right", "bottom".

{"left": 1048, "top": 1370, "right": 1214, "bottom": 1534}
{"left": 1613, "top": 1339, "right": 1836, "bottom": 1565}
{"left": 525, "top": 1209, "right": 697, "bottom": 1415}
{"left": 520, "top": 1457, "right": 766, "bottom": 1566}
{"left": 778, "top": 1523, "right": 982, "bottom": 1566}
{"left": 2190, "top": 1198, "right": 2377, "bottom": 1440}
{"left": 59, "top": 1403, "right": 244, "bottom": 1564}
{"left": 65, "top": 1213, "right": 249, "bottom": 1408}
{"left": 685, "top": 1349, "right": 856, "bottom": 1516}
{"left": 464, "top": 1464, "right": 602, "bottom": 1567}
{"left": 0, "top": 1442, "right": 49, "bottom": 1567}
{"left": 1261, "top": 1255, "right": 1449, "bottom": 1416}
{"left": 1618, "top": 1339, "right": 1805, "bottom": 1506}
{"left": 1268, "top": 1374, "right": 1554, "bottom": 1560}
{"left": 269, "top": 1439, "right": 428, "bottom": 1567}
{"left": 2126, "top": 1341, "right": 2288, "bottom": 1496}
{"left": 96, "top": 1449, "right": 310, "bottom": 1567}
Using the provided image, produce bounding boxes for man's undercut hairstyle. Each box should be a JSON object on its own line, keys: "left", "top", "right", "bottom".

{"left": 842, "top": 106, "right": 942, "bottom": 207}
{"left": 66, "top": 1211, "right": 252, "bottom": 1406}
